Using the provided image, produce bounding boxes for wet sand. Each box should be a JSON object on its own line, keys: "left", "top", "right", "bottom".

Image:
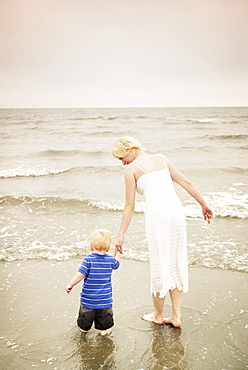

{"left": 0, "top": 258, "right": 247, "bottom": 369}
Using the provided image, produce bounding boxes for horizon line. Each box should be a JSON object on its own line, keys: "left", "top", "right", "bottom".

{"left": 0, "top": 105, "right": 247, "bottom": 109}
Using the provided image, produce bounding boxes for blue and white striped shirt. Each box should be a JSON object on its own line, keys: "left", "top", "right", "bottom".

{"left": 78, "top": 253, "right": 120, "bottom": 309}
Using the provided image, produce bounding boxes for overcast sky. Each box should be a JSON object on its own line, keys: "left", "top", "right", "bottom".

{"left": 0, "top": 0, "right": 247, "bottom": 108}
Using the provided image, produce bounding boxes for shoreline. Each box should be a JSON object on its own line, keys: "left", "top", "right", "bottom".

{"left": 0, "top": 258, "right": 247, "bottom": 369}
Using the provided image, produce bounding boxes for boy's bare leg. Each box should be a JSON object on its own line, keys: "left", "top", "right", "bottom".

{"left": 100, "top": 329, "right": 112, "bottom": 336}
{"left": 164, "top": 288, "right": 183, "bottom": 327}
{"left": 78, "top": 328, "right": 88, "bottom": 333}
{"left": 142, "top": 294, "right": 165, "bottom": 324}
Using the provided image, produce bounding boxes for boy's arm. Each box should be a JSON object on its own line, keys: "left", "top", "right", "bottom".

{"left": 66, "top": 272, "right": 85, "bottom": 294}
{"left": 114, "top": 250, "right": 121, "bottom": 262}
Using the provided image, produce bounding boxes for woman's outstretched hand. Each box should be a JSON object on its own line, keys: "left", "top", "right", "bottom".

{"left": 202, "top": 205, "right": 214, "bottom": 224}
{"left": 115, "top": 234, "right": 124, "bottom": 254}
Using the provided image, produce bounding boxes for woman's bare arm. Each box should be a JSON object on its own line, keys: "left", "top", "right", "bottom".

{"left": 168, "top": 160, "right": 213, "bottom": 223}
{"left": 115, "top": 167, "right": 137, "bottom": 253}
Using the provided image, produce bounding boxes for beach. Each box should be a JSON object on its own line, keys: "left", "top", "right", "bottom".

{"left": 0, "top": 107, "right": 247, "bottom": 369}
{"left": 0, "top": 258, "right": 247, "bottom": 369}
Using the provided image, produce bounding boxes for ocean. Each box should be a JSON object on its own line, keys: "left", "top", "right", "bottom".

{"left": 0, "top": 107, "right": 247, "bottom": 272}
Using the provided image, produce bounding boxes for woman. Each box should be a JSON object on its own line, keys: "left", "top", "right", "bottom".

{"left": 112, "top": 137, "right": 213, "bottom": 327}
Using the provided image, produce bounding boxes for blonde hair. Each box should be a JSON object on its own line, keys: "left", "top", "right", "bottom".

{"left": 90, "top": 229, "right": 112, "bottom": 251}
{"left": 112, "top": 136, "right": 142, "bottom": 159}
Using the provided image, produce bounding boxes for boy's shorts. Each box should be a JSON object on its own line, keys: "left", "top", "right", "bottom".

{"left": 77, "top": 303, "right": 114, "bottom": 331}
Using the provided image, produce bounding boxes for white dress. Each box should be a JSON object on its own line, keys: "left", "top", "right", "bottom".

{"left": 132, "top": 157, "right": 188, "bottom": 298}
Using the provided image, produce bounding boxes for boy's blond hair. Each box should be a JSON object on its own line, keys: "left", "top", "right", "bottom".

{"left": 90, "top": 229, "right": 112, "bottom": 251}
{"left": 112, "top": 136, "right": 142, "bottom": 159}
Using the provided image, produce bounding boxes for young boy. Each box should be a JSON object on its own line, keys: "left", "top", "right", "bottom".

{"left": 66, "top": 229, "right": 120, "bottom": 336}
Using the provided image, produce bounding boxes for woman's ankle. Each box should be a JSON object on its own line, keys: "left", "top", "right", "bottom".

{"left": 154, "top": 311, "right": 164, "bottom": 322}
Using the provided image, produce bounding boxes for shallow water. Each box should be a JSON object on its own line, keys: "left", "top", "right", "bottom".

{"left": 0, "top": 107, "right": 248, "bottom": 368}
{"left": 1, "top": 107, "right": 248, "bottom": 272}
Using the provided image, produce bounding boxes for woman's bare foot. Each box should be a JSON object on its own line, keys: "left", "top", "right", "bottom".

{"left": 100, "top": 328, "right": 112, "bottom": 336}
{"left": 142, "top": 313, "right": 164, "bottom": 325}
{"left": 164, "top": 316, "right": 181, "bottom": 327}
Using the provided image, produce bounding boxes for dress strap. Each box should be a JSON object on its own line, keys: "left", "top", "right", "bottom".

{"left": 129, "top": 163, "right": 147, "bottom": 174}
{"left": 160, "top": 154, "right": 168, "bottom": 168}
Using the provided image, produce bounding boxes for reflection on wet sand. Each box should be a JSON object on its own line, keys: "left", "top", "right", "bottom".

{"left": 141, "top": 324, "right": 189, "bottom": 369}
{"left": 75, "top": 331, "right": 116, "bottom": 370}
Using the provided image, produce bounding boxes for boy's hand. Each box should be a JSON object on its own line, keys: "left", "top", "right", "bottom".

{"left": 114, "top": 250, "right": 121, "bottom": 262}
{"left": 115, "top": 234, "right": 124, "bottom": 254}
{"left": 66, "top": 284, "right": 73, "bottom": 294}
